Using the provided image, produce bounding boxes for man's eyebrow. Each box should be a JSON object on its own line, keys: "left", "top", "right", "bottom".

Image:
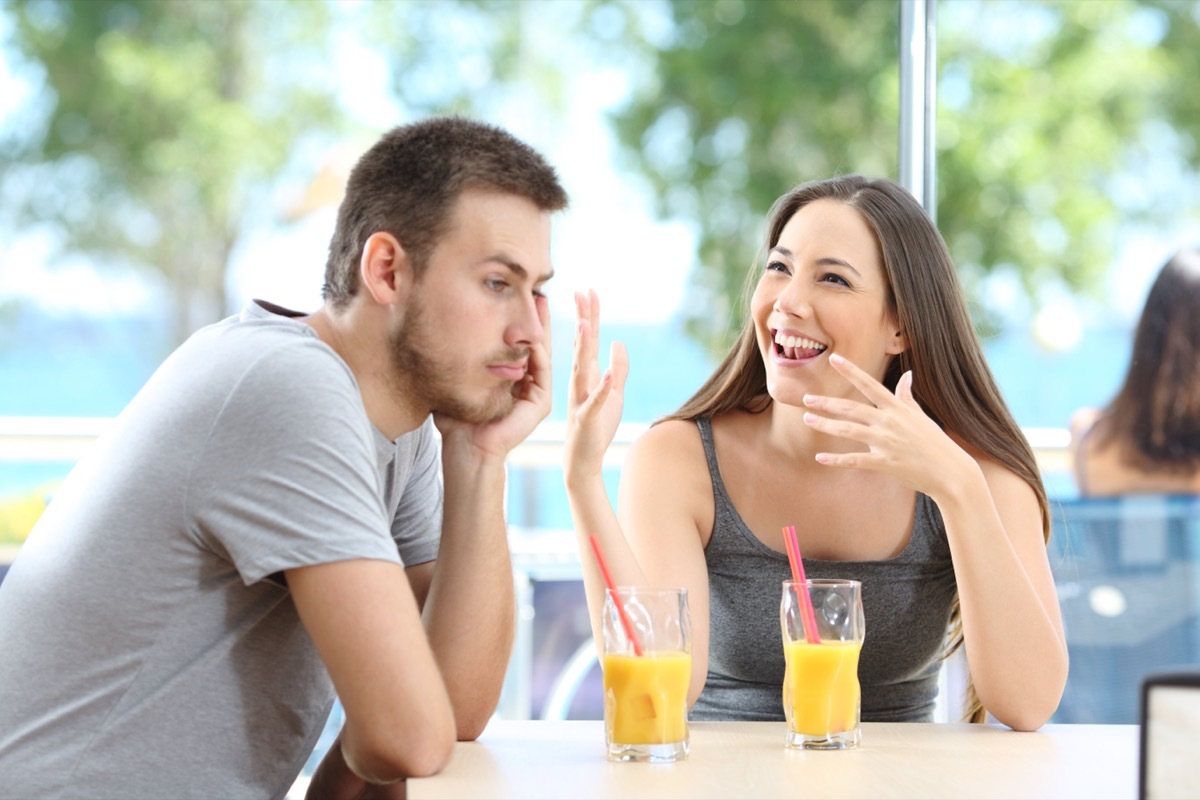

{"left": 491, "top": 254, "right": 554, "bottom": 283}
{"left": 769, "top": 246, "right": 861, "bottom": 278}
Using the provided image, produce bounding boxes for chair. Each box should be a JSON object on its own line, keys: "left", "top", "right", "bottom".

{"left": 1048, "top": 495, "right": 1200, "bottom": 723}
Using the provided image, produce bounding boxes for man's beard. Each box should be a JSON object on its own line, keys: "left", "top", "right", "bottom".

{"left": 388, "top": 301, "right": 522, "bottom": 425}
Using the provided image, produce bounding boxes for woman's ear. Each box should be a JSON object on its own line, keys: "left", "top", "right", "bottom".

{"left": 885, "top": 318, "right": 908, "bottom": 356}
{"left": 359, "top": 231, "right": 412, "bottom": 306}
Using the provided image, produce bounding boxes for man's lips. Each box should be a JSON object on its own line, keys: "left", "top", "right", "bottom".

{"left": 488, "top": 362, "right": 528, "bottom": 382}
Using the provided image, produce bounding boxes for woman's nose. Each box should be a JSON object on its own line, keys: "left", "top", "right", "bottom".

{"left": 774, "top": 275, "right": 812, "bottom": 318}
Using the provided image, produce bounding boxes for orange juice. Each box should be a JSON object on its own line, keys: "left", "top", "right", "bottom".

{"left": 603, "top": 651, "right": 691, "bottom": 745}
{"left": 783, "top": 639, "right": 861, "bottom": 736}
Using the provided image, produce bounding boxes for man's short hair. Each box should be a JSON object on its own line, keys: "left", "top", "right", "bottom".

{"left": 322, "top": 116, "right": 569, "bottom": 306}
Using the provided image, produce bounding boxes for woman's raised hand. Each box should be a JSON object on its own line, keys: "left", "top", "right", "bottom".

{"left": 800, "top": 353, "right": 978, "bottom": 498}
{"left": 563, "top": 290, "right": 629, "bottom": 486}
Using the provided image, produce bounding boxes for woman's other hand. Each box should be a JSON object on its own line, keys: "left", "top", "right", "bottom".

{"left": 564, "top": 289, "right": 629, "bottom": 487}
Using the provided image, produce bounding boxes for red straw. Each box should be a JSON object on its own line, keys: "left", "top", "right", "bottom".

{"left": 588, "top": 535, "right": 644, "bottom": 656}
{"left": 783, "top": 525, "right": 822, "bottom": 644}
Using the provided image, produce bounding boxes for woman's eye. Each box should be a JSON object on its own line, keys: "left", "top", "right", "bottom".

{"left": 766, "top": 260, "right": 789, "bottom": 274}
{"left": 821, "top": 273, "right": 851, "bottom": 287}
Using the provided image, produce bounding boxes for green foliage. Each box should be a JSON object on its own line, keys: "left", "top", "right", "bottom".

{"left": 1, "top": 0, "right": 347, "bottom": 343}
{"left": 935, "top": 0, "right": 1181, "bottom": 319}
{"left": 592, "top": 0, "right": 899, "bottom": 351}
{"left": 593, "top": 0, "right": 1200, "bottom": 351}
{"left": 6, "top": 0, "right": 1197, "bottom": 357}
{"left": 0, "top": 0, "right": 566, "bottom": 346}
{"left": 364, "top": 0, "right": 573, "bottom": 119}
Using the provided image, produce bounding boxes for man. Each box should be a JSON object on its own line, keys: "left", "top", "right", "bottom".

{"left": 0, "top": 116, "right": 569, "bottom": 799}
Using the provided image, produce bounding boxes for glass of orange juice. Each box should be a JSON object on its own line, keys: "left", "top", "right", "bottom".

{"left": 602, "top": 586, "right": 691, "bottom": 762}
{"left": 781, "top": 579, "right": 864, "bottom": 750}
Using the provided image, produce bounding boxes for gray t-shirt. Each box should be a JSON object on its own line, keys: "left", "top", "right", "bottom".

{"left": 0, "top": 300, "right": 443, "bottom": 799}
{"left": 689, "top": 417, "right": 959, "bottom": 722}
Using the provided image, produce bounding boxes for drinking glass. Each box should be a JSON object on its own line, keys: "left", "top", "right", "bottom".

{"left": 780, "top": 579, "right": 865, "bottom": 750}
{"left": 602, "top": 586, "right": 691, "bottom": 762}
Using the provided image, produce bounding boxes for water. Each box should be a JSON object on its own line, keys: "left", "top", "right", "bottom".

{"left": 1, "top": 306, "right": 1132, "bottom": 518}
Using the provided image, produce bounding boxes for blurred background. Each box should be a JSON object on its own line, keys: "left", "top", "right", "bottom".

{"left": 2, "top": 0, "right": 1199, "bottom": 732}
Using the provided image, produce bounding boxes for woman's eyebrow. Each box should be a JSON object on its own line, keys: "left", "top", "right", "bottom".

{"left": 770, "top": 246, "right": 862, "bottom": 278}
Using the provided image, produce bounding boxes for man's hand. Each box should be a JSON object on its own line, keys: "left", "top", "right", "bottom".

{"left": 435, "top": 294, "right": 553, "bottom": 461}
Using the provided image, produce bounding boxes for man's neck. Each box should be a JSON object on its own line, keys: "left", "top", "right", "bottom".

{"left": 302, "top": 306, "right": 427, "bottom": 441}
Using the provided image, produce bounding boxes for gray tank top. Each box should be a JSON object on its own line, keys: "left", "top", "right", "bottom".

{"left": 690, "top": 417, "right": 959, "bottom": 722}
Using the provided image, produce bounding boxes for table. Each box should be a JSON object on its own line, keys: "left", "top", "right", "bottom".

{"left": 408, "top": 720, "right": 1139, "bottom": 799}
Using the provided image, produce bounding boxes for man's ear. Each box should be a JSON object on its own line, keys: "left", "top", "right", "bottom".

{"left": 359, "top": 232, "right": 412, "bottom": 306}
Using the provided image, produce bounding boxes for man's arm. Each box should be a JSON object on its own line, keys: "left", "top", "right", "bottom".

{"left": 405, "top": 449, "right": 516, "bottom": 741}
{"left": 289, "top": 559, "right": 456, "bottom": 793}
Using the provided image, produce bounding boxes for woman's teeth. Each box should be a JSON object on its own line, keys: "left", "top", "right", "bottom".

{"left": 774, "top": 332, "right": 827, "bottom": 360}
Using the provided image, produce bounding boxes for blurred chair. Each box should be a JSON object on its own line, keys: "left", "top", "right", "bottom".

{"left": 1048, "top": 495, "right": 1200, "bottom": 723}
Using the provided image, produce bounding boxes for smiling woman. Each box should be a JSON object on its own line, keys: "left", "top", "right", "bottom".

{"left": 564, "top": 173, "right": 1067, "bottom": 735}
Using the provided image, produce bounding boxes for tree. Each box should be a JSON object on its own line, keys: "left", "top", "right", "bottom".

{"left": 588, "top": 0, "right": 1200, "bottom": 351}
{"left": 0, "top": 0, "right": 554, "bottom": 347}
{"left": 1, "top": 0, "right": 348, "bottom": 345}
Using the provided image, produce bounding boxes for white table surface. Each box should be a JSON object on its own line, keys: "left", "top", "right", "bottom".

{"left": 408, "top": 719, "right": 1140, "bottom": 800}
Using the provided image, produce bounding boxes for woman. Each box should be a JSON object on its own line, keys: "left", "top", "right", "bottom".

{"left": 1069, "top": 247, "right": 1200, "bottom": 496}
{"left": 565, "top": 174, "right": 1067, "bottom": 731}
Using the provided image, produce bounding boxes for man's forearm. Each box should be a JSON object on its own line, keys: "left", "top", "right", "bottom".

{"left": 423, "top": 457, "right": 517, "bottom": 738}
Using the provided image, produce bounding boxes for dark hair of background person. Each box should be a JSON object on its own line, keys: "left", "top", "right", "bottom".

{"left": 660, "top": 173, "right": 1050, "bottom": 724}
{"left": 1095, "top": 247, "right": 1200, "bottom": 471}
{"left": 322, "top": 116, "right": 569, "bottom": 307}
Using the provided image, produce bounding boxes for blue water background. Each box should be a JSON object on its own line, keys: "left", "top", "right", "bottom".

{"left": 0, "top": 306, "right": 1129, "bottom": 520}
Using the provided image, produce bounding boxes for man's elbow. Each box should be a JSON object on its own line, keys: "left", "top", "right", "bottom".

{"left": 455, "top": 708, "right": 494, "bottom": 742}
{"left": 345, "top": 719, "right": 456, "bottom": 782}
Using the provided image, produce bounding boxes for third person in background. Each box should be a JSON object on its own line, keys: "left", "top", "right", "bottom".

{"left": 1069, "top": 247, "right": 1200, "bottom": 496}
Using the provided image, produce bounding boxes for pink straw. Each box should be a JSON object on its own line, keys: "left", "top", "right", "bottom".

{"left": 588, "top": 535, "right": 644, "bottom": 657}
{"left": 783, "top": 525, "right": 822, "bottom": 644}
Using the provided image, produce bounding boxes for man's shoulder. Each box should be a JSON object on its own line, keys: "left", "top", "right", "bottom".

{"left": 186, "top": 306, "right": 351, "bottom": 387}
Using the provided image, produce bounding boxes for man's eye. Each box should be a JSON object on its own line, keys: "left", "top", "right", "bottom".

{"left": 485, "top": 278, "right": 510, "bottom": 292}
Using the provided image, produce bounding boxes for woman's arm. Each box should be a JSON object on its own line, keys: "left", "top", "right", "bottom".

{"left": 564, "top": 290, "right": 714, "bottom": 706}
{"left": 801, "top": 354, "right": 1068, "bottom": 730}
{"left": 936, "top": 453, "right": 1068, "bottom": 730}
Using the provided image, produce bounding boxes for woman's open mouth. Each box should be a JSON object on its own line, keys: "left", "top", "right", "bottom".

{"left": 773, "top": 330, "right": 828, "bottom": 361}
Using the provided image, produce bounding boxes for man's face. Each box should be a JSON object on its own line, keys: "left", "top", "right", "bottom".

{"left": 388, "top": 189, "right": 553, "bottom": 424}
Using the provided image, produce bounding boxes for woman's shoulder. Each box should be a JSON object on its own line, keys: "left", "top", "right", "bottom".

{"left": 631, "top": 417, "right": 706, "bottom": 462}
{"left": 622, "top": 418, "right": 715, "bottom": 494}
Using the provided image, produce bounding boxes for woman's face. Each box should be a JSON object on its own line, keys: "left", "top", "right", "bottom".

{"left": 751, "top": 199, "right": 906, "bottom": 407}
